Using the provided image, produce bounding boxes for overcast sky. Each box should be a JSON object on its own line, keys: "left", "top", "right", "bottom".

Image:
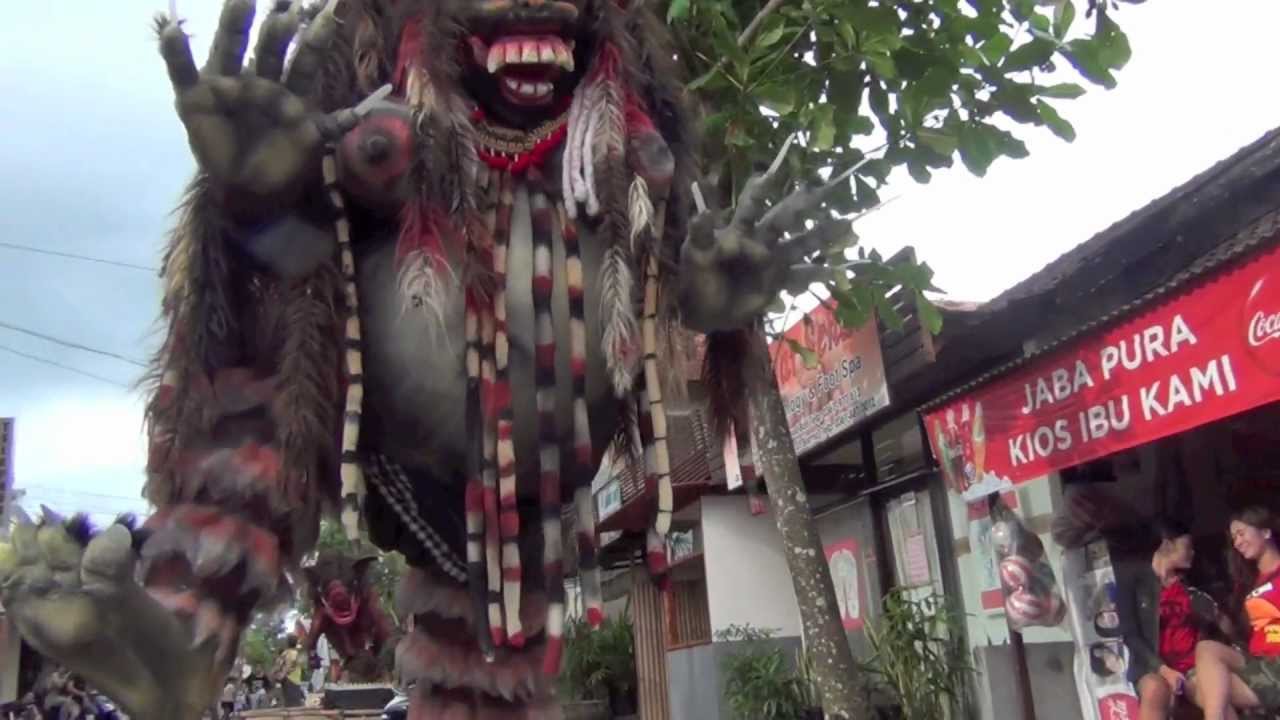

{"left": 1, "top": 1, "right": 1278, "bottom": 525}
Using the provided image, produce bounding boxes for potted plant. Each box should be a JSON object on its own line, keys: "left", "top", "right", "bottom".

{"left": 718, "top": 625, "right": 809, "bottom": 720}
{"left": 559, "top": 613, "right": 637, "bottom": 719}
{"left": 862, "top": 590, "right": 972, "bottom": 720}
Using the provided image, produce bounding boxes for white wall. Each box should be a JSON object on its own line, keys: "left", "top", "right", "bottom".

{"left": 700, "top": 496, "right": 803, "bottom": 637}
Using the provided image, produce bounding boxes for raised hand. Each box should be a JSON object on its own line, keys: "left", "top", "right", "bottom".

{"left": 677, "top": 155, "right": 856, "bottom": 333}
{"left": 0, "top": 514, "right": 225, "bottom": 720}
{"left": 157, "top": 0, "right": 365, "bottom": 206}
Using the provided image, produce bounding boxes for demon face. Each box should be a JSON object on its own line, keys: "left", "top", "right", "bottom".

{"left": 453, "top": 0, "right": 589, "bottom": 126}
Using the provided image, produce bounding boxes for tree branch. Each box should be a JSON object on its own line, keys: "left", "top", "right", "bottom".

{"left": 738, "top": 0, "right": 789, "bottom": 47}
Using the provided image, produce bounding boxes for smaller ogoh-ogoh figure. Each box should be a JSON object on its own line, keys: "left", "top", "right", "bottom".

{"left": 300, "top": 553, "right": 393, "bottom": 682}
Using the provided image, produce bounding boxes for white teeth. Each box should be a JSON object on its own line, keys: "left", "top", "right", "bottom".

{"left": 484, "top": 36, "right": 573, "bottom": 77}
{"left": 536, "top": 82, "right": 553, "bottom": 96}
{"left": 505, "top": 78, "right": 521, "bottom": 91}
{"left": 518, "top": 81, "right": 538, "bottom": 97}
{"left": 554, "top": 45, "right": 574, "bottom": 72}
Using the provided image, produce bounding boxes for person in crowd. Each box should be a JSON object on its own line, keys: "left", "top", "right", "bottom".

{"left": 219, "top": 680, "right": 236, "bottom": 719}
{"left": 275, "top": 636, "right": 307, "bottom": 708}
{"left": 1193, "top": 506, "right": 1280, "bottom": 720}
{"left": 246, "top": 665, "right": 269, "bottom": 710}
{"left": 1114, "top": 519, "right": 1219, "bottom": 719}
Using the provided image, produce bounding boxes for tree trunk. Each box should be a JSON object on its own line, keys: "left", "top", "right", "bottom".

{"left": 743, "top": 330, "right": 868, "bottom": 720}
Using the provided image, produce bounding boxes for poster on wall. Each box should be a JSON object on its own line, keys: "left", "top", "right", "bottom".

{"left": 772, "top": 303, "right": 890, "bottom": 455}
{"left": 824, "top": 538, "right": 864, "bottom": 630}
{"left": 925, "top": 240, "right": 1280, "bottom": 500}
{"left": 966, "top": 501, "right": 1005, "bottom": 612}
{"left": 1061, "top": 539, "right": 1140, "bottom": 720}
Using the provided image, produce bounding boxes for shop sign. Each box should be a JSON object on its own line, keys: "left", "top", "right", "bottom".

{"left": 595, "top": 477, "right": 622, "bottom": 521}
{"left": 925, "top": 240, "right": 1280, "bottom": 499}
{"left": 773, "top": 304, "right": 890, "bottom": 456}
{"left": 824, "top": 538, "right": 864, "bottom": 630}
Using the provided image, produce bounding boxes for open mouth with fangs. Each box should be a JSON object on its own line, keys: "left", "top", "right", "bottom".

{"left": 467, "top": 33, "right": 576, "bottom": 107}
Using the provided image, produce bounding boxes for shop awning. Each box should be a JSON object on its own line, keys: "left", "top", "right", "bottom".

{"left": 921, "top": 211, "right": 1280, "bottom": 500}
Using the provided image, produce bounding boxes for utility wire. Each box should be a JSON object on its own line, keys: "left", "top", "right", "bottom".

{"left": 0, "top": 241, "right": 158, "bottom": 274}
{"left": 0, "top": 320, "right": 148, "bottom": 368}
{"left": 21, "top": 486, "right": 149, "bottom": 504}
{"left": 0, "top": 343, "right": 131, "bottom": 389}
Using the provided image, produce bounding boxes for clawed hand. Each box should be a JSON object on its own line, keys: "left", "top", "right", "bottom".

{"left": 678, "top": 141, "right": 859, "bottom": 333}
{"left": 157, "top": 0, "right": 380, "bottom": 205}
{"left": 0, "top": 512, "right": 224, "bottom": 720}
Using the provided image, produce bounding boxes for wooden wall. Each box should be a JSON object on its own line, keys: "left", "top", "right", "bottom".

{"left": 631, "top": 568, "right": 671, "bottom": 720}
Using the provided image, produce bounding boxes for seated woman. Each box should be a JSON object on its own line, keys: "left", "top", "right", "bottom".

{"left": 1194, "top": 506, "right": 1280, "bottom": 720}
{"left": 1116, "top": 520, "right": 1219, "bottom": 720}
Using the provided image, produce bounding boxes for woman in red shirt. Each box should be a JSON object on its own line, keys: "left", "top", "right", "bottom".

{"left": 1193, "top": 506, "right": 1280, "bottom": 720}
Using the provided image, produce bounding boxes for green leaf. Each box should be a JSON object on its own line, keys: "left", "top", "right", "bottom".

{"left": 1096, "top": 15, "right": 1133, "bottom": 69}
{"left": 1003, "top": 38, "right": 1055, "bottom": 72}
{"left": 866, "top": 52, "right": 898, "bottom": 79}
{"left": 1037, "top": 82, "right": 1086, "bottom": 99}
{"left": 908, "top": 161, "right": 933, "bottom": 184}
{"left": 666, "top": 0, "right": 690, "bottom": 23}
{"left": 874, "top": 291, "right": 906, "bottom": 332}
{"left": 755, "top": 25, "right": 787, "bottom": 49}
{"left": 687, "top": 67, "right": 720, "bottom": 91}
{"left": 917, "top": 127, "right": 958, "bottom": 156}
{"left": 915, "top": 291, "right": 944, "bottom": 335}
{"left": 855, "top": 175, "right": 882, "bottom": 209}
{"left": 784, "top": 338, "right": 820, "bottom": 369}
{"left": 755, "top": 83, "right": 798, "bottom": 115}
{"left": 1053, "top": 0, "right": 1076, "bottom": 40}
{"left": 979, "top": 33, "right": 1012, "bottom": 65}
{"left": 1036, "top": 99, "right": 1076, "bottom": 141}
{"left": 957, "top": 123, "right": 996, "bottom": 176}
{"left": 1062, "top": 43, "right": 1116, "bottom": 88}
{"left": 811, "top": 105, "right": 837, "bottom": 151}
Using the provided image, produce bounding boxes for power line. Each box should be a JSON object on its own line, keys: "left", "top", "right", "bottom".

{"left": 0, "top": 320, "right": 148, "bottom": 368}
{"left": 0, "top": 343, "right": 131, "bottom": 388}
{"left": 0, "top": 241, "right": 158, "bottom": 274}
{"left": 21, "top": 486, "right": 149, "bottom": 504}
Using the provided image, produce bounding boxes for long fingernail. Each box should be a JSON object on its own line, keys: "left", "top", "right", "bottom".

{"left": 354, "top": 84, "right": 393, "bottom": 116}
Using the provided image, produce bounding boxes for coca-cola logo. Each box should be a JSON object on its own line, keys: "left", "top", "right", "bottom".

{"left": 1250, "top": 310, "right": 1280, "bottom": 347}
{"left": 1245, "top": 273, "right": 1280, "bottom": 376}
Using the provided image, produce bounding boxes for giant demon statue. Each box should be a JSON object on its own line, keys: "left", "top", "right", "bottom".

{"left": 0, "top": 0, "right": 846, "bottom": 717}
{"left": 300, "top": 553, "right": 394, "bottom": 681}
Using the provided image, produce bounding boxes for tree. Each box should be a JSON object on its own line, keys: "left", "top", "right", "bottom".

{"left": 665, "top": 1, "right": 1138, "bottom": 718}
{"left": 240, "top": 614, "right": 288, "bottom": 673}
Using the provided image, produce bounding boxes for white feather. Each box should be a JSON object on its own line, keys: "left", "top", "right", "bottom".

{"left": 628, "top": 175, "right": 654, "bottom": 250}
{"left": 599, "top": 247, "right": 639, "bottom": 396}
{"left": 396, "top": 250, "right": 458, "bottom": 351}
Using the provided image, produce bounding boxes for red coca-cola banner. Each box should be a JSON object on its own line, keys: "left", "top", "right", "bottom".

{"left": 925, "top": 240, "right": 1280, "bottom": 499}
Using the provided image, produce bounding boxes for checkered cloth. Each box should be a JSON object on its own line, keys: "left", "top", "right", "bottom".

{"left": 363, "top": 454, "right": 469, "bottom": 583}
